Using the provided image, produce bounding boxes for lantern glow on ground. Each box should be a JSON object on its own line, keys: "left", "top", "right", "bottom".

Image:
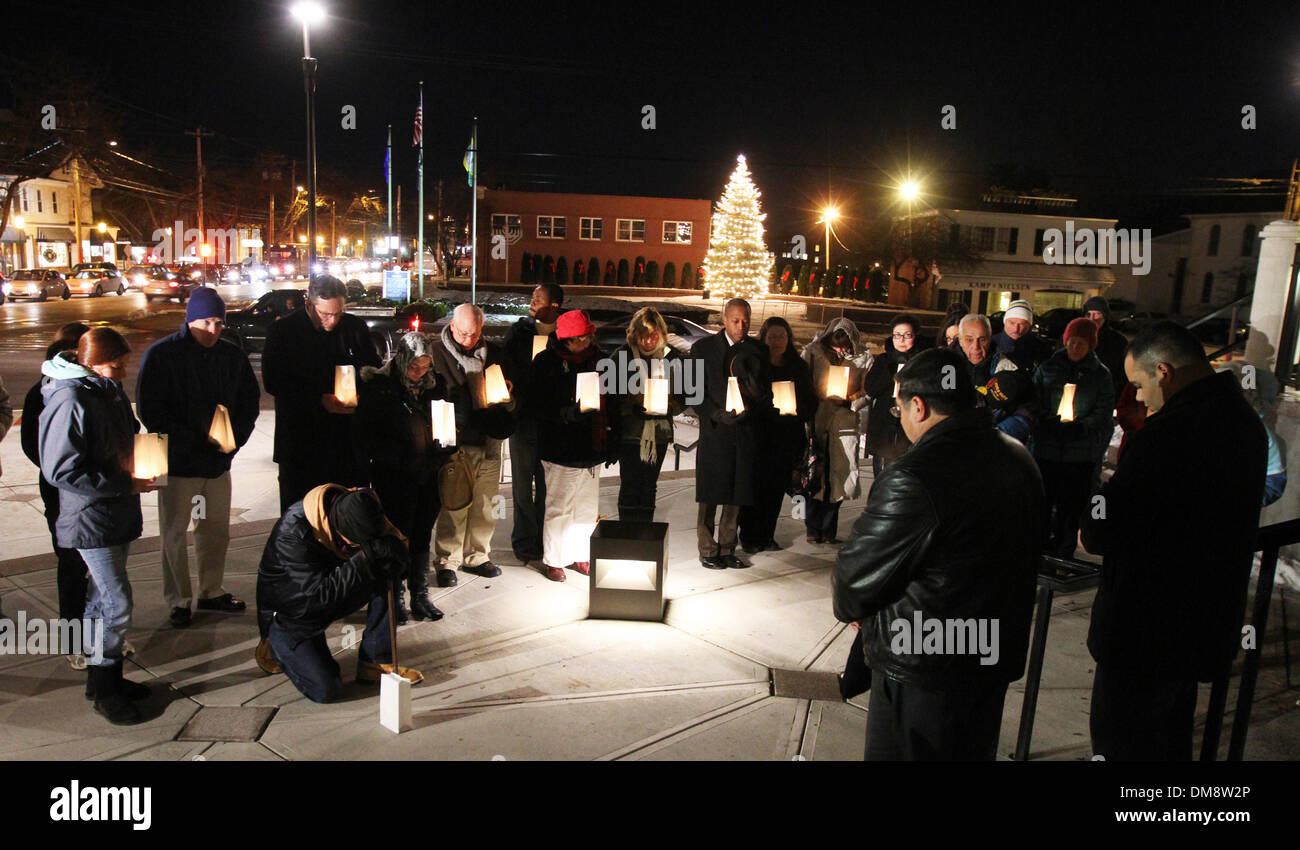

{"left": 702, "top": 154, "right": 774, "bottom": 301}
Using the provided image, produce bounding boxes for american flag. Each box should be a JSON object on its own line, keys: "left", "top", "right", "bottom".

{"left": 412, "top": 96, "right": 423, "bottom": 148}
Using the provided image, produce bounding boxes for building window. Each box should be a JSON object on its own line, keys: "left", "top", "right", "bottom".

{"left": 537, "top": 215, "right": 566, "bottom": 239}
{"left": 1207, "top": 224, "right": 1220, "bottom": 257}
{"left": 36, "top": 190, "right": 42, "bottom": 213}
{"left": 1241, "top": 223, "right": 1257, "bottom": 257}
{"left": 490, "top": 213, "right": 521, "bottom": 237}
{"left": 51, "top": 192, "right": 57, "bottom": 214}
{"left": 1201, "top": 272, "right": 1214, "bottom": 303}
{"left": 1006, "top": 227, "right": 1018, "bottom": 255}
{"left": 580, "top": 217, "right": 603, "bottom": 240}
{"left": 1236, "top": 272, "right": 1250, "bottom": 300}
{"left": 617, "top": 218, "right": 646, "bottom": 242}
{"left": 662, "top": 221, "right": 692, "bottom": 244}
{"left": 1033, "top": 228, "right": 1046, "bottom": 257}
{"left": 20, "top": 188, "right": 27, "bottom": 213}
{"left": 972, "top": 226, "right": 996, "bottom": 251}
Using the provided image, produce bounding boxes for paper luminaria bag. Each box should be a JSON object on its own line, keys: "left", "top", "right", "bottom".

{"left": 645, "top": 377, "right": 669, "bottom": 415}
{"left": 334, "top": 365, "right": 358, "bottom": 407}
{"left": 431, "top": 399, "right": 457, "bottom": 446}
{"left": 1057, "top": 383, "right": 1077, "bottom": 422}
{"left": 209, "top": 404, "right": 236, "bottom": 453}
{"left": 483, "top": 363, "right": 510, "bottom": 405}
{"left": 133, "top": 432, "right": 168, "bottom": 484}
{"left": 825, "top": 364, "right": 850, "bottom": 400}
{"left": 576, "top": 370, "right": 601, "bottom": 412}
{"left": 532, "top": 335, "right": 548, "bottom": 360}
{"left": 771, "top": 380, "right": 797, "bottom": 416}
{"left": 725, "top": 376, "right": 745, "bottom": 414}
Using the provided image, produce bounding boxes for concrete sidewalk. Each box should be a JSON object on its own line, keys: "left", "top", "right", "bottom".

{"left": 0, "top": 412, "right": 1296, "bottom": 760}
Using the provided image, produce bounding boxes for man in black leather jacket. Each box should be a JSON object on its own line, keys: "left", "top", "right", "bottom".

{"left": 832, "top": 348, "right": 1046, "bottom": 760}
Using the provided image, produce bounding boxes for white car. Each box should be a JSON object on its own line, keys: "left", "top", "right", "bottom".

{"left": 67, "top": 268, "right": 128, "bottom": 297}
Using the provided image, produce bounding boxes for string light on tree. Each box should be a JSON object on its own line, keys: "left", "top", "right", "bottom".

{"left": 703, "top": 154, "right": 774, "bottom": 300}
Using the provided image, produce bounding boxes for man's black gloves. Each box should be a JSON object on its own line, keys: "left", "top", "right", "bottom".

{"left": 361, "top": 535, "right": 409, "bottom": 579}
{"left": 559, "top": 403, "right": 591, "bottom": 423}
{"left": 711, "top": 408, "right": 745, "bottom": 425}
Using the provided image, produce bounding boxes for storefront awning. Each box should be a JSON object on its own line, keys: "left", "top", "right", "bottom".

{"left": 936, "top": 259, "right": 1115, "bottom": 290}
{"left": 0, "top": 226, "right": 23, "bottom": 243}
{"left": 36, "top": 227, "right": 76, "bottom": 242}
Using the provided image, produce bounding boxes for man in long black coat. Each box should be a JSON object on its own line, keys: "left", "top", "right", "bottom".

{"left": 1082, "top": 321, "right": 1266, "bottom": 760}
{"left": 263, "top": 274, "right": 380, "bottom": 513}
{"left": 690, "top": 298, "right": 763, "bottom": 570}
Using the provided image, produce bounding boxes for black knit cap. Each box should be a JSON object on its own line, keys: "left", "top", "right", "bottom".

{"left": 329, "top": 489, "right": 386, "bottom": 543}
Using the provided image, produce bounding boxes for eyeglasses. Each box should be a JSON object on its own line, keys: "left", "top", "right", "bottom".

{"left": 892, "top": 332, "right": 915, "bottom": 340}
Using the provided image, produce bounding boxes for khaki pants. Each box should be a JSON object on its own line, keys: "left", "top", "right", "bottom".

{"left": 158, "top": 472, "right": 232, "bottom": 610}
{"left": 434, "top": 445, "right": 501, "bottom": 569}
{"left": 541, "top": 462, "right": 601, "bottom": 568}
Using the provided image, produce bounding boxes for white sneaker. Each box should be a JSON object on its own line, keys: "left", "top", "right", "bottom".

{"left": 66, "top": 654, "right": 87, "bottom": 671}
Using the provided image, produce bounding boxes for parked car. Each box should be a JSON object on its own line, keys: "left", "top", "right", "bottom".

{"left": 1105, "top": 298, "right": 1137, "bottom": 323}
{"left": 67, "top": 268, "right": 128, "bottom": 297}
{"left": 144, "top": 269, "right": 204, "bottom": 302}
{"left": 223, "top": 288, "right": 412, "bottom": 358}
{"left": 594, "top": 312, "right": 713, "bottom": 355}
{"left": 1035, "top": 308, "right": 1083, "bottom": 345}
{"left": 1115, "top": 311, "right": 1169, "bottom": 334}
{"left": 2, "top": 268, "right": 69, "bottom": 302}
{"left": 70, "top": 261, "right": 120, "bottom": 276}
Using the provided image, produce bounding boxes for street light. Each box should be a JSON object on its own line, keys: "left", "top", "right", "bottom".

{"left": 97, "top": 221, "right": 107, "bottom": 234}
{"left": 13, "top": 216, "right": 24, "bottom": 230}
{"left": 291, "top": 2, "right": 325, "bottom": 280}
{"left": 897, "top": 179, "right": 922, "bottom": 259}
{"left": 818, "top": 206, "right": 840, "bottom": 272}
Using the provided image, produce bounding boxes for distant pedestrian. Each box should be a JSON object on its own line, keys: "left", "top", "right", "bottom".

{"left": 357, "top": 332, "right": 451, "bottom": 622}
{"left": 833, "top": 347, "right": 1045, "bottom": 760}
{"left": 1082, "top": 296, "right": 1129, "bottom": 402}
{"left": 20, "top": 323, "right": 91, "bottom": 667}
{"left": 39, "top": 328, "right": 158, "bottom": 726}
{"left": 738, "top": 317, "right": 815, "bottom": 552}
{"left": 610, "top": 307, "right": 687, "bottom": 523}
{"left": 136, "top": 288, "right": 260, "bottom": 628}
{"left": 990, "top": 300, "right": 1052, "bottom": 375}
{"left": 1083, "top": 322, "right": 1266, "bottom": 760}
{"left": 531, "top": 310, "right": 612, "bottom": 580}
{"left": 263, "top": 274, "right": 380, "bottom": 513}
{"left": 428, "top": 304, "right": 517, "bottom": 585}
{"left": 1030, "top": 318, "right": 1114, "bottom": 558}
{"left": 502, "top": 283, "right": 564, "bottom": 563}
{"left": 801, "top": 318, "right": 872, "bottom": 544}
{"left": 863, "top": 314, "right": 930, "bottom": 475}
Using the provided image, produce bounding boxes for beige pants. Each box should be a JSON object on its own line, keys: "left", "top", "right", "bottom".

{"left": 434, "top": 444, "right": 502, "bottom": 569}
{"left": 158, "top": 472, "right": 233, "bottom": 610}
{"left": 541, "top": 462, "right": 601, "bottom": 568}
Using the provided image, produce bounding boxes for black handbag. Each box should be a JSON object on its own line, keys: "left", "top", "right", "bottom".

{"left": 839, "top": 628, "right": 872, "bottom": 700}
{"left": 790, "top": 428, "right": 827, "bottom": 499}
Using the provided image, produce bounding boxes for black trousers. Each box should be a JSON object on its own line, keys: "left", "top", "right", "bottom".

{"left": 278, "top": 452, "right": 367, "bottom": 515}
{"left": 370, "top": 466, "right": 439, "bottom": 580}
{"left": 865, "top": 672, "right": 1009, "bottom": 760}
{"left": 41, "top": 477, "right": 88, "bottom": 621}
{"left": 509, "top": 420, "right": 546, "bottom": 555}
{"left": 738, "top": 451, "right": 796, "bottom": 548}
{"left": 1037, "top": 459, "right": 1093, "bottom": 558}
{"left": 805, "top": 498, "right": 842, "bottom": 540}
{"left": 617, "top": 441, "right": 668, "bottom": 523}
{"left": 1090, "top": 663, "right": 1198, "bottom": 760}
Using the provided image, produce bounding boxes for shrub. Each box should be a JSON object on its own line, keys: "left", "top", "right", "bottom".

{"left": 520, "top": 251, "right": 532, "bottom": 285}
{"left": 556, "top": 256, "right": 569, "bottom": 286}
{"left": 796, "top": 264, "right": 810, "bottom": 295}
{"left": 663, "top": 261, "right": 676, "bottom": 287}
{"left": 588, "top": 257, "right": 600, "bottom": 285}
{"left": 542, "top": 254, "right": 555, "bottom": 284}
{"left": 633, "top": 255, "right": 646, "bottom": 285}
{"left": 646, "top": 260, "right": 660, "bottom": 285}
{"left": 679, "top": 262, "right": 693, "bottom": 290}
{"left": 617, "top": 258, "right": 630, "bottom": 286}
{"left": 780, "top": 263, "right": 794, "bottom": 294}
{"left": 603, "top": 260, "right": 616, "bottom": 285}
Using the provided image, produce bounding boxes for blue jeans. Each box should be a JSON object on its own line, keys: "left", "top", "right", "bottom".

{"left": 78, "top": 544, "right": 132, "bottom": 666}
{"left": 268, "top": 591, "right": 393, "bottom": 704}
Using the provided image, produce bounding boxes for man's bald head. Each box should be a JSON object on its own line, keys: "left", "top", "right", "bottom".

{"left": 450, "top": 303, "right": 485, "bottom": 350}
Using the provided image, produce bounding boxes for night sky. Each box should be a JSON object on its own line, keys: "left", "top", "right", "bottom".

{"left": 9, "top": 0, "right": 1300, "bottom": 248}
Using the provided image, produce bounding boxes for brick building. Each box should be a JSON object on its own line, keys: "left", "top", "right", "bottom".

{"left": 476, "top": 188, "right": 711, "bottom": 285}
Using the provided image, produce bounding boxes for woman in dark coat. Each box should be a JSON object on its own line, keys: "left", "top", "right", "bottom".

{"left": 610, "top": 307, "right": 687, "bottom": 522}
{"left": 1031, "top": 318, "right": 1115, "bottom": 558}
{"left": 863, "top": 313, "right": 931, "bottom": 476}
{"left": 357, "top": 331, "right": 451, "bottom": 622}
{"left": 739, "top": 317, "right": 816, "bottom": 552}
{"left": 531, "top": 310, "right": 613, "bottom": 582}
{"left": 38, "top": 328, "right": 156, "bottom": 726}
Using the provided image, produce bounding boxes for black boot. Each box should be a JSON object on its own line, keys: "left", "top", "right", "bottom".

{"left": 393, "top": 580, "right": 410, "bottom": 625}
{"left": 85, "top": 658, "right": 151, "bottom": 701}
{"left": 90, "top": 660, "right": 143, "bottom": 726}
{"left": 408, "top": 554, "right": 443, "bottom": 622}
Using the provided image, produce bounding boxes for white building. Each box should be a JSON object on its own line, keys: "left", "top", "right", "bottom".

{"left": 0, "top": 155, "right": 119, "bottom": 272}
{"left": 1109, "top": 210, "right": 1276, "bottom": 318}
{"left": 919, "top": 201, "right": 1118, "bottom": 316}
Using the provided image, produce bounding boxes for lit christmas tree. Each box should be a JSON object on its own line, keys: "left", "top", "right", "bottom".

{"left": 703, "top": 154, "right": 773, "bottom": 300}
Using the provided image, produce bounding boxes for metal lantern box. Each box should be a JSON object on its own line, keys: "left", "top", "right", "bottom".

{"left": 588, "top": 520, "right": 668, "bottom": 621}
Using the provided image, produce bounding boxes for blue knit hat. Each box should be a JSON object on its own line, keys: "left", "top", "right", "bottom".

{"left": 186, "top": 286, "right": 226, "bottom": 324}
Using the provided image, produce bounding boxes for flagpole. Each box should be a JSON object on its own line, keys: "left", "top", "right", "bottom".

{"left": 386, "top": 125, "right": 392, "bottom": 261}
{"left": 470, "top": 117, "right": 478, "bottom": 304}
{"left": 417, "top": 82, "right": 424, "bottom": 300}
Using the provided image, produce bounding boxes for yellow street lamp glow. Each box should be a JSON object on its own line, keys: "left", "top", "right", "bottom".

{"left": 108, "top": 140, "right": 118, "bottom": 147}
{"left": 13, "top": 216, "right": 24, "bottom": 229}
{"left": 97, "top": 221, "right": 107, "bottom": 233}
{"left": 200, "top": 243, "right": 213, "bottom": 257}
{"left": 298, "top": 233, "right": 307, "bottom": 243}
{"left": 315, "top": 234, "right": 325, "bottom": 243}
{"left": 898, "top": 180, "right": 921, "bottom": 202}
{"left": 821, "top": 206, "right": 840, "bottom": 224}
{"left": 297, "top": 185, "right": 305, "bottom": 192}
{"left": 290, "top": 2, "right": 326, "bottom": 25}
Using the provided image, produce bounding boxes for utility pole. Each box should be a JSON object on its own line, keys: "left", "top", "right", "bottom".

{"left": 268, "top": 193, "right": 275, "bottom": 246}
{"left": 186, "top": 127, "right": 213, "bottom": 257}
{"left": 70, "top": 156, "right": 82, "bottom": 266}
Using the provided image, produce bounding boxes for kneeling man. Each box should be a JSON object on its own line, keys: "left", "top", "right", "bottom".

{"left": 256, "top": 485, "right": 422, "bottom": 702}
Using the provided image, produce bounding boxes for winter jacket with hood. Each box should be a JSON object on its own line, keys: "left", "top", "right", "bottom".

{"left": 256, "top": 483, "right": 406, "bottom": 643}
{"left": 37, "top": 352, "right": 142, "bottom": 549}
{"left": 1030, "top": 348, "right": 1115, "bottom": 465}
{"left": 428, "top": 323, "right": 517, "bottom": 454}
{"left": 357, "top": 332, "right": 450, "bottom": 483}
{"left": 863, "top": 334, "right": 932, "bottom": 457}
{"left": 802, "top": 318, "right": 873, "bottom": 502}
{"left": 136, "top": 324, "right": 261, "bottom": 478}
